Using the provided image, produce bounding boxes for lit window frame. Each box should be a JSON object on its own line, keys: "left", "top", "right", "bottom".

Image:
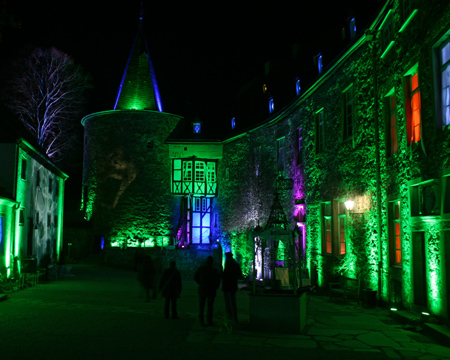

{"left": 404, "top": 68, "right": 421, "bottom": 146}
{"left": 436, "top": 34, "right": 450, "bottom": 129}
{"left": 269, "top": 97, "right": 275, "bottom": 114}
{"left": 342, "top": 84, "right": 355, "bottom": 141}
{"left": 379, "top": 10, "right": 395, "bottom": 59}
{"left": 315, "top": 108, "right": 325, "bottom": 154}
{"left": 193, "top": 122, "right": 201, "bottom": 135}
{"left": 321, "top": 202, "right": 333, "bottom": 255}
{"left": 296, "top": 78, "right": 301, "bottom": 96}
{"left": 276, "top": 137, "right": 286, "bottom": 176}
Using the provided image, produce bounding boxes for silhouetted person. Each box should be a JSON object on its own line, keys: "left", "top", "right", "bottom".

{"left": 158, "top": 260, "right": 182, "bottom": 319}
{"left": 194, "top": 256, "right": 221, "bottom": 326}
{"left": 137, "top": 255, "right": 156, "bottom": 302}
{"left": 222, "top": 252, "right": 242, "bottom": 323}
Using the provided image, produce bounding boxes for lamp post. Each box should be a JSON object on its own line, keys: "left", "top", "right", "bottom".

{"left": 344, "top": 199, "right": 355, "bottom": 212}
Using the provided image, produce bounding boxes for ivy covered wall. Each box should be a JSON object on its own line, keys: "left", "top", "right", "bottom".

{"left": 82, "top": 110, "right": 181, "bottom": 250}
{"left": 217, "top": 0, "right": 450, "bottom": 320}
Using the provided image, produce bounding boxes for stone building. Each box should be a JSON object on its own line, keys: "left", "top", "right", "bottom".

{"left": 81, "top": 0, "right": 450, "bottom": 323}
{"left": 217, "top": 0, "right": 450, "bottom": 324}
{"left": 0, "top": 106, "right": 68, "bottom": 278}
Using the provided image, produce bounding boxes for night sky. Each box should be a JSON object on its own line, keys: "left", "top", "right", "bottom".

{"left": 0, "top": 0, "right": 384, "bottom": 122}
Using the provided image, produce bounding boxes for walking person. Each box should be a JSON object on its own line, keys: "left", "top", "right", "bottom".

{"left": 158, "top": 260, "right": 182, "bottom": 319}
{"left": 137, "top": 255, "right": 155, "bottom": 302}
{"left": 222, "top": 252, "right": 242, "bottom": 323}
{"left": 194, "top": 256, "right": 221, "bottom": 326}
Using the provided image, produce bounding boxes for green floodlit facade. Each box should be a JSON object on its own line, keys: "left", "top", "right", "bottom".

{"left": 0, "top": 139, "right": 67, "bottom": 278}
{"left": 80, "top": 0, "right": 450, "bottom": 323}
{"left": 213, "top": 0, "right": 450, "bottom": 323}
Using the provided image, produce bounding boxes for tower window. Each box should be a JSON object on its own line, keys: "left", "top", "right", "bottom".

{"left": 269, "top": 98, "right": 275, "bottom": 113}
{"left": 193, "top": 122, "right": 201, "bottom": 135}
{"left": 296, "top": 79, "right": 301, "bottom": 96}
{"left": 317, "top": 53, "right": 323, "bottom": 74}
{"left": 350, "top": 18, "right": 356, "bottom": 39}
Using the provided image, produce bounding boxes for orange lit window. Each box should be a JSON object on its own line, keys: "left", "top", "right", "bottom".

{"left": 322, "top": 202, "right": 332, "bottom": 255}
{"left": 326, "top": 218, "right": 332, "bottom": 254}
{"left": 405, "top": 72, "right": 421, "bottom": 145}
{"left": 339, "top": 217, "right": 346, "bottom": 255}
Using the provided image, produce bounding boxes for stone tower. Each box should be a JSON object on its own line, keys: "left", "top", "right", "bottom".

{"left": 81, "top": 10, "right": 182, "bottom": 250}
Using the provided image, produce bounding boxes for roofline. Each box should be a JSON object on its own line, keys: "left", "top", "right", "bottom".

{"left": 81, "top": 109, "right": 183, "bottom": 126}
{"left": 17, "top": 139, "right": 69, "bottom": 180}
{"left": 221, "top": 0, "right": 391, "bottom": 145}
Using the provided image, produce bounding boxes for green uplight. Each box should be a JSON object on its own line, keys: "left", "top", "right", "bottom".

{"left": 380, "top": 41, "right": 395, "bottom": 59}
{"left": 398, "top": 9, "right": 418, "bottom": 33}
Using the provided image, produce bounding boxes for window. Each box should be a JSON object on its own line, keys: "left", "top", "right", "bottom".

{"left": 410, "top": 179, "right": 440, "bottom": 216}
{"left": 388, "top": 201, "right": 402, "bottom": 266}
{"left": 296, "top": 127, "right": 303, "bottom": 164}
{"left": 269, "top": 98, "right": 275, "bottom": 113}
{"left": 317, "top": 53, "right": 323, "bottom": 74}
{"left": 315, "top": 109, "right": 325, "bottom": 154}
{"left": 343, "top": 85, "right": 354, "bottom": 140}
{"left": 195, "top": 198, "right": 201, "bottom": 211}
{"left": 206, "top": 162, "right": 216, "bottom": 183}
{"left": 399, "top": 0, "right": 418, "bottom": 32}
{"left": 276, "top": 137, "right": 285, "bottom": 176}
{"left": 21, "top": 159, "right": 27, "bottom": 180}
{"left": 337, "top": 202, "right": 346, "bottom": 255}
{"left": 349, "top": 18, "right": 356, "bottom": 40}
{"left": 380, "top": 10, "right": 394, "bottom": 58}
{"left": 404, "top": 70, "right": 421, "bottom": 145}
{"left": 322, "top": 200, "right": 347, "bottom": 256}
{"left": 296, "top": 78, "right": 301, "bottom": 96}
{"left": 183, "top": 161, "right": 192, "bottom": 182}
{"left": 385, "top": 91, "right": 398, "bottom": 157}
{"left": 193, "top": 122, "right": 201, "bottom": 134}
{"left": 321, "top": 202, "right": 332, "bottom": 255}
{"left": 195, "top": 162, "right": 205, "bottom": 182}
{"left": 437, "top": 36, "right": 450, "bottom": 128}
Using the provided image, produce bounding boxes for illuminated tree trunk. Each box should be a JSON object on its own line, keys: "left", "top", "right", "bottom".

{"left": 4, "top": 47, "right": 90, "bottom": 161}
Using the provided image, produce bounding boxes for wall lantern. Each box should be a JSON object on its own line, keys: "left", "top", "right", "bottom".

{"left": 344, "top": 200, "right": 355, "bottom": 211}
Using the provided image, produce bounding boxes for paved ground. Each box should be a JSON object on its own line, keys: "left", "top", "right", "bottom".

{"left": 1, "top": 262, "right": 449, "bottom": 360}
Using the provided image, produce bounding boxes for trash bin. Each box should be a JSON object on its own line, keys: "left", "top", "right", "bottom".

{"left": 363, "top": 288, "right": 377, "bottom": 308}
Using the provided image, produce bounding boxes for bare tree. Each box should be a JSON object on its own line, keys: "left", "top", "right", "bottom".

{"left": 4, "top": 47, "right": 90, "bottom": 161}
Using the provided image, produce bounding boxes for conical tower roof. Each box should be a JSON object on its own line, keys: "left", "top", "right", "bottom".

{"left": 113, "top": 7, "right": 163, "bottom": 112}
